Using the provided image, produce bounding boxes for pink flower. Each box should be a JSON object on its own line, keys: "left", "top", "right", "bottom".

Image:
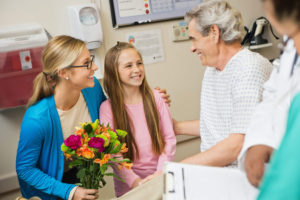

{"left": 88, "top": 137, "right": 105, "bottom": 152}
{"left": 64, "top": 135, "right": 81, "bottom": 150}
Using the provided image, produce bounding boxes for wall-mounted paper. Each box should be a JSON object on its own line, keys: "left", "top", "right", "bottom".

{"left": 126, "top": 29, "right": 164, "bottom": 65}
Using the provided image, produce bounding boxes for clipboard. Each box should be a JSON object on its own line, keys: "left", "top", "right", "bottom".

{"left": 163, "top": 162, "right": 258, "bottom": 200}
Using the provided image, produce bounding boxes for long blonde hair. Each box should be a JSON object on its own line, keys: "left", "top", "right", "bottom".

{"left": 104, "top": 42, "right": 165, "bottom": 161}
{"left": 27, "top": 35, "right": 86, "bottom": 107}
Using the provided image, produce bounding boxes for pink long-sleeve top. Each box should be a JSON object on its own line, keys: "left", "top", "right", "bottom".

{"left": 99, "top": 90, "right": 176, "bottom": 197}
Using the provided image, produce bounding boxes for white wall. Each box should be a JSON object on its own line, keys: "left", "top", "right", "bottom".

{"left": 0, "top": 0, "right": 280, "bottom": 197}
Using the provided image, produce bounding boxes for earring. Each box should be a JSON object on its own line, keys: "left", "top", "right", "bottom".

{"left": 65, "top": 77, "right": 69, "bottom": 80}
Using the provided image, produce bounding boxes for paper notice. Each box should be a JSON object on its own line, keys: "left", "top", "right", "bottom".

{"left": 19, "top": 50, "right": 32, "bottom": 70}
{"left": 126, "top": 29, "right": 164, "bottom": 65}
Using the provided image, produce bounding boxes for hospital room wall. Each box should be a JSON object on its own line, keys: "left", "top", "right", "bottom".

{"left": 0, "top": 0, "right": 280, "bottom": 198}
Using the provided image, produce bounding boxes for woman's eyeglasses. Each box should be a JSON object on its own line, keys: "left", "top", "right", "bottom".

{"left": 67, "top": 55, "right": 95, "bottom": 70}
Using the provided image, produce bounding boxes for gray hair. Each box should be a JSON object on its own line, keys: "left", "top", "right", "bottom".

{"left": 185, "top": 0, "right": 245, "bottom": 43}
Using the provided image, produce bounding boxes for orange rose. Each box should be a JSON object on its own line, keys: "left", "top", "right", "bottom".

{"left": 94, "top": 154, "right": 111, "bottom": 166}
{"left": 81, "top": 148, "right": 95, "bottom": 159}
{"left": 76, "top": 145, "right": 94, "bottom": 159}
{"left": 64, "top": 153, "right": 73, "bottom": 160}
{"left": 75, "top": 128, "right": 85, "bottom": 136}
{"left": 95, "top": 126, "right": 101, "bottom": 135}
{"left": 118, "top": 162, "right": 133, "bottom": 170}
{"left": 101, "top": 126, "right": 109, "bottom": 133}
{"left": 120, "top": 143, "right": 128, "bottom": 153}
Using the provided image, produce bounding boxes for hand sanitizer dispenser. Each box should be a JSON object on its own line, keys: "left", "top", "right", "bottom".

{"left": 68, "top": 3, "right": 103, "bottom": 49}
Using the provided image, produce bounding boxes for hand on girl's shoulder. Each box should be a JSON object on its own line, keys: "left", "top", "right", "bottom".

{"left": 153, "top": 88, "right": 171, "bottom": 106}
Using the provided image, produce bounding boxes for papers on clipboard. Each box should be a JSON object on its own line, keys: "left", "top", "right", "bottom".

{"left": 163, "top": 162, "right": 258, "bottom": 200}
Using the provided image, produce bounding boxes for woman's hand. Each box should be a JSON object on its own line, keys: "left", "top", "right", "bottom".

{"left": 155, "top": 87, "right": 171, "bottom": 106}
{"left": 73, "top": 187, "right": 99, "bottom": 200}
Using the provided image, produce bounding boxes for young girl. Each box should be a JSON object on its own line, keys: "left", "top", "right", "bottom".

{"left": 100, "top": 42, "right": 176, "bottom": 197}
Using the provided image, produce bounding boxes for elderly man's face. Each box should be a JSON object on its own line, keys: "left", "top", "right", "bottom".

{"left": 188, "top": 19, "right": 218, "bottom": 67}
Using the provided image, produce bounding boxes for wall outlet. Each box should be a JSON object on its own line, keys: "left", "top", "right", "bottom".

{"left": 172, "top": 21, "right": 189, "bottom": 42}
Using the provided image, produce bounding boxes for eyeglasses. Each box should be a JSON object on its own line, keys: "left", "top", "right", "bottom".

{"left": 67, "top": 55, "right": 95, "bottom": 70}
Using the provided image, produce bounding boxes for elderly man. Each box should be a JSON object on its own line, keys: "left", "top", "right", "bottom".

{"left": 174, "top": 0, "right": 273, "bottom": 167}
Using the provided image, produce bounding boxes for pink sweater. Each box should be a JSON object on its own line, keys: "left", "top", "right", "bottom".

{"left": 99, "top": 90, "right": 176, "bottom": 197}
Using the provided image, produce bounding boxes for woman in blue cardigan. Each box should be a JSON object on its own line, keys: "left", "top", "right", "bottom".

{"left": 16, "top": 35, "right": 106, "bottom": 200}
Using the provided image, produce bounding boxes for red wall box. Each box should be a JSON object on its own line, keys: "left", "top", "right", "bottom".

{"left": 0, "top": 23, "right": 48, "bottom": 110}
{"left": 0, "top": 47, "right": 43, "bottom": 109}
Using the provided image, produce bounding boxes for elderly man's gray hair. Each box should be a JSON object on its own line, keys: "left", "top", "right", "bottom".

{"left": 185, "top": 0, "right": 245, "bottom": 43}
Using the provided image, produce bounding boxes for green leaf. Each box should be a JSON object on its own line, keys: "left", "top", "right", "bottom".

{"left": 76, "top": 168, "right": 86, "bottom": 180}
{"left": 92, "top": 119, "right": 99, "bottom": 132}
{"left": 104, "top": 173, "right": 125, "bottom": 182}
{"left": 105, "top": 140, "right": 115, "bottom": 153}
{"left": 116, "top": 129, "right": 128, "bottom": 138}
{"left": 84, "top": 124, "right": 93, "bottom": 134}
{"left": 110, "top": 141, "right": 122, "bottom": 154}
{"left": 68, "top": 150, "right": 76, "bottom": 155}
{"left": 119, "top": 158, "right": 131, "bottom": 163}
{"left": 61, "top": 143, "right": 69, "bottom": 152}
{"left": 108, "top": 158, "right": 122, "bottom": 163}
{"left": 90, "top": 164, "right": 94, "bottom": 172}
{"left": 100, "top": 164, "right": 108, "bottom": 174}
{"left": 108, "top": 157, "right": 131, "bottom": 163}
{"left": 100, "top": 178, "right": 107, "bottom": 188}
{"left": 69, "top": 159, "right": 83, "bottom": 168}
{"left": 108, "top": 130, "right": 118, "bottom": 140}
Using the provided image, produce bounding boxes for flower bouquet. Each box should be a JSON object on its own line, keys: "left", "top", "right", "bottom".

{"left": 61, "top": 119, "right": 132, "bottom": 189}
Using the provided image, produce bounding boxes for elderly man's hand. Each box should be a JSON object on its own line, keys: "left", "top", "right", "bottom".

{"left": 244, "top": 145, "right": 274, "bottom": 187}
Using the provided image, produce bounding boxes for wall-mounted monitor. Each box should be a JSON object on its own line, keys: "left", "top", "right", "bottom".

{"left": 109, "top": 0, "right": 203, "bottom": 28}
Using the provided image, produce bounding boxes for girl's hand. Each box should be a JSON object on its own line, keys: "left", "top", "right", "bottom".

{"left": 132, "top": 177, "right": 143, "bottom": 188}
{"left": 155, "top": 87, "right": 171, "bottom": 106}
{"left": 73, "top": 187, "right": 99, "bottom": 200}
{"left": 140, "top": 171, "right": 162, "bottom": 185}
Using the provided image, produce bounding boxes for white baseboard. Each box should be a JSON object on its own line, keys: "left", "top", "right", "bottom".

{"left": 0, "top": 173, "right": 19, "bottom": 194}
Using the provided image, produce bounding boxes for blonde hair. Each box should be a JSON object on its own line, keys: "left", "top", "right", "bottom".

{"left": 27, "top": 35, "right": 85, "bottom": 107}
{"left": 185, "top": 0, "right": 245, "bottom": 43}
{"left": 104, "top": 42, "right": 165, "bottom": 161}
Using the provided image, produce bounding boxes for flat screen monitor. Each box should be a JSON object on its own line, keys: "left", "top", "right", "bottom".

{"left": 109, "top": 0, "right": 203, "bottom": 28}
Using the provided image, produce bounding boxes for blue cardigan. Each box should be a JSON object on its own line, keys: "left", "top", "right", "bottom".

{"left": 16, "top": 79, "right": 106, "bottom": 200}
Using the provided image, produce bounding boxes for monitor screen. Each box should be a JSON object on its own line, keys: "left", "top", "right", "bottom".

{"left": 109, "top": 0, "right": 203, "bottom": 28}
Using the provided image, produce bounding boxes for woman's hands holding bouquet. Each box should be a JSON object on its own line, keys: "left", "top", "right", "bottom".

{"left": 73, "top": 187, "right": 99, "bottom": 200}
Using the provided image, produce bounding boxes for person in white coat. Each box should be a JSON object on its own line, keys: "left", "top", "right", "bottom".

{"left": 239, "top": 28, "right": 300, "bottom": 188}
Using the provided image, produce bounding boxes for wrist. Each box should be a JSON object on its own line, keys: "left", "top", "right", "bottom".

{"left": 132, "top": 177, "right": 142, "bottom": 189}
{"left": 173, "top": 120, "right": 182, "bottom": 135}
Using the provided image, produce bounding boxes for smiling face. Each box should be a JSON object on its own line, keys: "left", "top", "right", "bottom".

{"left": 64, "top": 47, "right": 98, "bottom": 90}
{"left": 188, "top": 19, "right": 219, "bottom": 67}
{"left": 117, "top": 48, "right": 145, "bottom": 90}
